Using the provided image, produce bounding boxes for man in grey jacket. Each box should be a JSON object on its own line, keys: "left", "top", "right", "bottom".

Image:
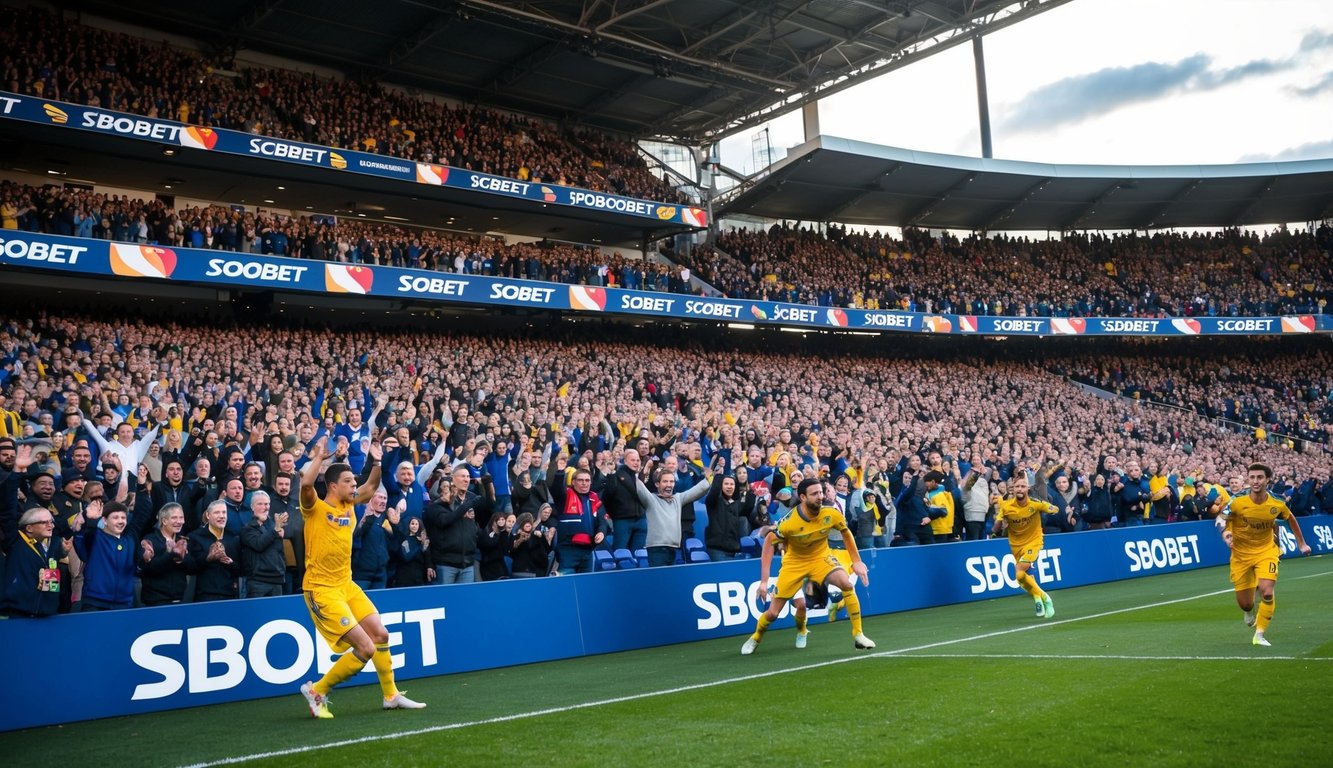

{"left": 636, "top": 457, "right": 711, "bottom": 567}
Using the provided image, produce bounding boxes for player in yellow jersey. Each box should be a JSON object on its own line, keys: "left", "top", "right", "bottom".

{"left": 298, "top": 436, "right": 425, "bottom": 718}
{"left": 991, "top": 475, "right": 1059, "bottom": 618}
{"left": 1215, "top": 463, "right": 1311, "bottom": 647}
{"left": 742, "top": 478, "right": 874, "bottom": 654}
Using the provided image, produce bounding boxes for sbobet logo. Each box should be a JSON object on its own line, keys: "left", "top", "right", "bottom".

{"left": 694, "top": 581, "right": 799, "bottom": 629}
{"left": 964, "top": 548, "right": 1064, "bottom": 594}
{"left": 1124, "top": 534, "right": 1201, "bottom": 573}
{"left": 130, "top": 609, "right": 444, "bottom": 700}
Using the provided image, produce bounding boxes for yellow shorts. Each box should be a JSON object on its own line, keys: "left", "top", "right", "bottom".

{"left": 775, "top": 554, "right": 845, "bottom": 600}
{"left": 1230, "top": 552, "right": 1279, "bottom": 592}
{"left": 305, "top": 582, "right": 377, "bottom": 652}
{"left": 1012, "top": 545, "right": 1040, "bottom": 565}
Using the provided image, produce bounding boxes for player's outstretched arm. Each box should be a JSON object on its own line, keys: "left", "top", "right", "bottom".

{"left": 758, "top": 531, "right": 778, "bottom": 596}
{"left": 300, "top": 436, "right": 329, "bottom": 507}
{"left": 842, "top": 529, "right": 870, "bottom": 587}
{"left": 353, "top": 441, "right": 384, "bottom": 505}
{"left": 1286, "top": 514, "right": 1313, "bottom": 555}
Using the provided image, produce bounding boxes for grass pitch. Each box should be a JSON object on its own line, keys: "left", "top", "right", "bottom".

{"left": 7, "top": 557, "right": 1332, "bottom": 767}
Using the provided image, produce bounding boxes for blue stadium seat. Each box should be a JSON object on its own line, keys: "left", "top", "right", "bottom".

{"left": 688, "top": 549, "right": 711, "bottom": 563}
{"left": 739, "top": 536, "right": 761, "bottom": 557}
{"left": 684, "top": 537, "right": 705, "bottom": 553}
{"left": 613, "top": 548, "right": 636, "bottom": 569}
{"left": 593, "top": 549, "right": 616, "bottom": 571}
{"left": 634, "top": 548, "right": 648, "bottom": 568}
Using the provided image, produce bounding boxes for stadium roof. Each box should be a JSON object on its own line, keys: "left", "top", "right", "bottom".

{"left": 75, "top": 0, "right": 1075, "bottom": 143}
{"left": 715, "top": 136, "right": 1333, "bottom": 231}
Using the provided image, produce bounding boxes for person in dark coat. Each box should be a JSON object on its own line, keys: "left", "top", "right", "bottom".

{"left": 2, "top": 506, "right": 65, "bottom": 617}
{"left": 240, "top": 491, "right": 287, "bottom": 597}
{"left": 704, "top": 470, "right": 750, "bottom": 561}
{"left": 508, "top": 509, "right": 551, "bottom": 577}
{"left": 351, "top": 490, "right": 402, "bottom": 590}
{"left": 187, "top": 499, "right": 241, "bottom": 601}
{"left": 75, "top": 500, "right": 137, "bottom": 611}
{"left": 138, "top": 502, "right": 190, "bottom": 606}
{"left": 424, "top": 465, "right": 480, "bottom": 584}
{"left": 391, "top": 516, "right": 431, "bottom": 587}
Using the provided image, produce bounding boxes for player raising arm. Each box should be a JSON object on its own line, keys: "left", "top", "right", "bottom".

{"left": 298, "top": 436, "right": 425, "bottom": 718}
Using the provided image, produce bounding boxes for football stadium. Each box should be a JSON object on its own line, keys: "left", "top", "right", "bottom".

{"left": 0, "top": 0, "right": 1330, "bottom": 765}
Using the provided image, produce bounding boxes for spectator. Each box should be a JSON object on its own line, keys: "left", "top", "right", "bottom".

{"left": 137, "top": 502, "right": 190, "bottom": 606}
{"left": 424, "top": 465, "right": 480, "bottom": 584}
{"left": 601, "top": 448, "right": 648, "bottom": 552}
{"left": 636, "top": 456, "right": 710, "bottom": 567}
{"left": 704, "top": 468, "right": 750, "bottom": 561}
{"left": 187, "top": 499, "right": 241, "bottom": 601}
{"left": 2, "top": 506, "right": 64, "bottom": 617}
{"left": 240, "top": 491, "right": 287, "bottom": 597}
{"left": 547, "top": 450, "right": 609, "bottom": 575}
{"left": 508, "top": 509, "right": 552, "bottom": 578}
{"left": 392, "top": 516, "right": 432, "bottom": 587}
{"left": 73, "top": 500, "right": 136, "bottom": 611}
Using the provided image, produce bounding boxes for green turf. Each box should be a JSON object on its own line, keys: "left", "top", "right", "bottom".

{"left": 6, "top": 558, "right": 1332, "bottom": 767}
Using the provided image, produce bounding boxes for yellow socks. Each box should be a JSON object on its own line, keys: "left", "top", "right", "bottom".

{"left": 751, "top": 612, "right": 773, "bottom": 642}
{"left": 794, "top": 614, "right": 808, "bottom": 634}
{"left": 373, "top": 644, "right": 398, "bottom": 699}
{"left": 1017, "top": 570, "right": 1045, "bottom": 599}
{"left": 315, "top": 649, "right": 368, "bottom": 696}
{"left": 1256, "top": 595, "right": 1275, "bottom": 633}
{"left": 843, "top": 589, "right": 863, "bottom": 636}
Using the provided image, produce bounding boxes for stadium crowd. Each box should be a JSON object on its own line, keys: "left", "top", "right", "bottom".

{"left": 687, "top": 224, "right": 1333, "bottom": 318}
{"left": 2, "top": 309, "right": 1329, "bottom": 616}
{"left": 0, "top": 6, "right": 687, "bottom": 204}
{"left": 0, "top": 179, "right": 694, "bottom": 292}
{"left": 1052, "top": 347, "right": 1333, "bottom": 449}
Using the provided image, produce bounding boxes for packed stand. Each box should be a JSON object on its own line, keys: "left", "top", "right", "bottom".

{"left": 1052, "top": 346, "right": 1333, "bottom": 448}
{"left": 0, "top": 7, "right": 688, "bottom": 204}
{"left": 0, "top": 179, "right": 695, "bottom": 292}
{"left": 2, "top": 310, "right": 1330, "bottom": 616}
{"left": 698, "top": 223, "right": 1333, "bottom": 318}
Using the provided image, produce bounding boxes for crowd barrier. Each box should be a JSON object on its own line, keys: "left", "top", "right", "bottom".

{"left": 0, "top": 92, "right": 707, "bottom": 228}
{"left": 3, "top": 516, "right": 1329, "bottom": 730}
{"left": 1, "top": 230, "right": 1328, "bottom": 336}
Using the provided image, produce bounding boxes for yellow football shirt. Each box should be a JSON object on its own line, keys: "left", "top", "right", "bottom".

{"left": 774, "top": 505, "right": 847, "bottom": 562}
{"left": 996, "top": 497, "right": 1057, "bottom": 550}
{"left": 300, "top": 495, "right": 355, "bottom": 590}
{"left": 1224, "top": 493, "right": 1289, "bottom": 559}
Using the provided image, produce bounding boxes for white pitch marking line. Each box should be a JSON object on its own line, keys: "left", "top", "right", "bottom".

{"left": 181, "top": 567, "right": 1333, "bottom": 768}
{"left": 890, "top": 653, "right": 1331, "bottom": 661}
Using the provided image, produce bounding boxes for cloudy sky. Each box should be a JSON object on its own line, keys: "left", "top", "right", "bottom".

{"left": 719, "top": 0, "right": 1332, "bottom": 172}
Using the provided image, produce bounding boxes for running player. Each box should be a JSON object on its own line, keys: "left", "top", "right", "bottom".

{"left": 1215, "top": 462, "right": 1312, "bottom": 646}
{"left": 991, "top": 475, "right": 1059, "bottom": 618}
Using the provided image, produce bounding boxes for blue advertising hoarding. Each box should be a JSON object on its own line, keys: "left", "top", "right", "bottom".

{"left": 2, "top": 517, "right": 1329, "bottom": 730}
{"left": 0, "top": 92, "right": 709, "bottom": 229}
{"left": 1, "top": 230, "right": 1328, "bottom": 336}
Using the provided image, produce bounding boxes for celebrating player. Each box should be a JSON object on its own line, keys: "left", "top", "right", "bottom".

{"left": 742, "top": 478, "right": 874, "bottom": 655}
{"left": 1215, "top": 462, "right": 1312, "bottom": 647}
{"left": 991, "top": 475, "right": 1059, "bottom": 618}
{"left": 298, "top": 436, "right": 425, "bottom": 718}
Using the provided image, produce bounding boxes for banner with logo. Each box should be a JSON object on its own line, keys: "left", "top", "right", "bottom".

{"left": 0, "top": 92, "right": 708, "bottom": 228}
{"left": 1, "top": 231, "right": 1328, "bottom": 336}
{"left": 1, "top": 516, "right": 1328, "bottom": 730}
